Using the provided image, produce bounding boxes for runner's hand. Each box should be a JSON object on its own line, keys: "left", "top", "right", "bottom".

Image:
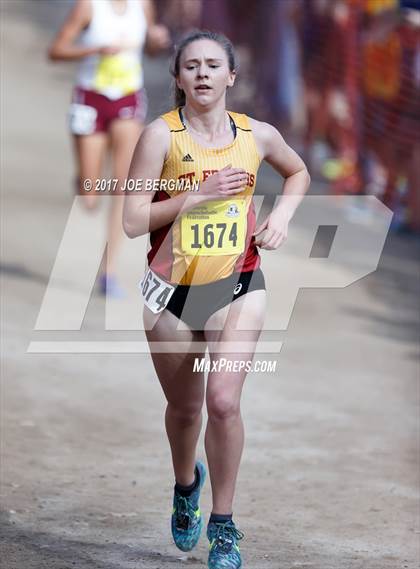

{"left": 199, "top": 164, "right": 248, "bottom": 201}
{"left": 98, "top": 45, "right": 123, "bottom": 56}
{"left": 253, "top": 208, "right": 290, "bottom": 250}
{"left": 147, "top": 24, "right": 171, "bottom": 51}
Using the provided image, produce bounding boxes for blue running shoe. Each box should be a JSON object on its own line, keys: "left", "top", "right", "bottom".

{"left": 171, "top": 461, "right": 206, "bottom": 552}
{"left": 207, "top": 520, "right": 244, "bottom": 569}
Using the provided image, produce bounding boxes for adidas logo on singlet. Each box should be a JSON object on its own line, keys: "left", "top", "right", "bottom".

{"left": 182, "top": 153, "right": 194, "bottom": 162}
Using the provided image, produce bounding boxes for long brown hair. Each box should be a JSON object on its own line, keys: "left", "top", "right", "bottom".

{"left": 171, "top": 30, "right": 237, "bottom": 107}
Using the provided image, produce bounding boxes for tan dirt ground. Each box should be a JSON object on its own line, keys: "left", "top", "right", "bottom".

{"left": 1, "top": 3, "right": 419, "bottom": 568}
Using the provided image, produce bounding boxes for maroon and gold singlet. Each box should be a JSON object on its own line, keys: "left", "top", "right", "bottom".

{"left": 148, "top": 108, "right": 262, "bottom": 286}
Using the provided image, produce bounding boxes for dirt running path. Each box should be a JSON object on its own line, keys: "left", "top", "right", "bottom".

{"left": 1, "top": 3, "right": 419, "bottom": 568}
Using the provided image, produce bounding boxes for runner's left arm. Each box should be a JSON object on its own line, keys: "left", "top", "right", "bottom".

{"left": 250, "top": 119, "right": 311, "bottom": 250}
{"left": 47, "top": 0, "right": 115, "bottom": 62}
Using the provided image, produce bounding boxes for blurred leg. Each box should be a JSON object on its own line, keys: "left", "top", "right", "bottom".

{"left": 73, "top": 132, "right": 108, "bottom": 211}
{"left": 107, "top": 119, "right": 142, "bottom": 275}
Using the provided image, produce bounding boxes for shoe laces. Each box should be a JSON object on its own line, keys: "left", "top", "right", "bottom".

{"left": 174, "top": 494, "right": 196, "bottom": 530}
{"left": 212, "top": 521, "right": 244, "bottom": 553}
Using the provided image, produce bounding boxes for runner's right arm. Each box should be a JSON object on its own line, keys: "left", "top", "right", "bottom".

{"left": 48, "top": 0, "right": 118, "bottom": 61}
{"left": 123, "top": 119, "right": 248, "bottom": 238}
{"left": 142, "top": 0, "right": 171, "bottom": 54}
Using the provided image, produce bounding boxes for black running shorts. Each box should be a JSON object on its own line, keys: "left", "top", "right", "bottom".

{"left": 165, "top": 269, "right": 265, "bottom": 330}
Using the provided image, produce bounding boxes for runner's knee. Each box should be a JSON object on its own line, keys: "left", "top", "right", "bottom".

{"left": 207, "top": 393, "right": 240, "bottom": 422}
{"left": 166, "top": 402, "right": 202, "bottom": 427}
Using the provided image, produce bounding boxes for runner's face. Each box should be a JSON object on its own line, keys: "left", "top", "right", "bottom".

{"left": 177, "top": 39, "right": 235, "bottom": 106}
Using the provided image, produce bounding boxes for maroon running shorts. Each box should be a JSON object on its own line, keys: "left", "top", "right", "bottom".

{"left": 68, "top": 86, "right": 148, "bottom": 135}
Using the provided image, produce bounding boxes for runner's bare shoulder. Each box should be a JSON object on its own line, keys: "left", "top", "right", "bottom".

{"left": 61, "top": 0, "right": 92, "bottom": 30}
{"left": 247, "top": 117, "right": 285, "bottom": 159}
{"left": 247, "top": 117, "right": 306, "bottom": 176}
{"left": 130, "top": 117, "right": 171, "bottom": 178}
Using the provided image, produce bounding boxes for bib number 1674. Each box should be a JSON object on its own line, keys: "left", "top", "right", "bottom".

{"left": 190, "top": 222, "right": 238, "bottom": 250}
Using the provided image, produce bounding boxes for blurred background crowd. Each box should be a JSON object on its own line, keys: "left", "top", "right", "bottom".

{"left": 154, "top": 0, "right": 420, "bottom": 234}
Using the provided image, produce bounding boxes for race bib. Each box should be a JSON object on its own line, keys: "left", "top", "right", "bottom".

{"left": 139, "top": 268, "right": 175, "bottom": 314}
{"left": 94, "top": 54, "right": 140, "bottom": 95}
{"left": 68, "top": 103, "right": 97, "bottom": 135}
{"left": 181, "top": 198, "right": 246, "bottom": 256}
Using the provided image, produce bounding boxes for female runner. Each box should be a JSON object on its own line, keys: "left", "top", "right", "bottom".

{"left": 123, "top": 31, "right": 310, "bottom": 568}
{"left": 48, "top": 0, "right": 169, "bottom": 296}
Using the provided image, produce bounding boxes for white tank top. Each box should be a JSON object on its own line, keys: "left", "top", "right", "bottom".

{"left": 76, "top": 0, "right": 147, "bottom": 99}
